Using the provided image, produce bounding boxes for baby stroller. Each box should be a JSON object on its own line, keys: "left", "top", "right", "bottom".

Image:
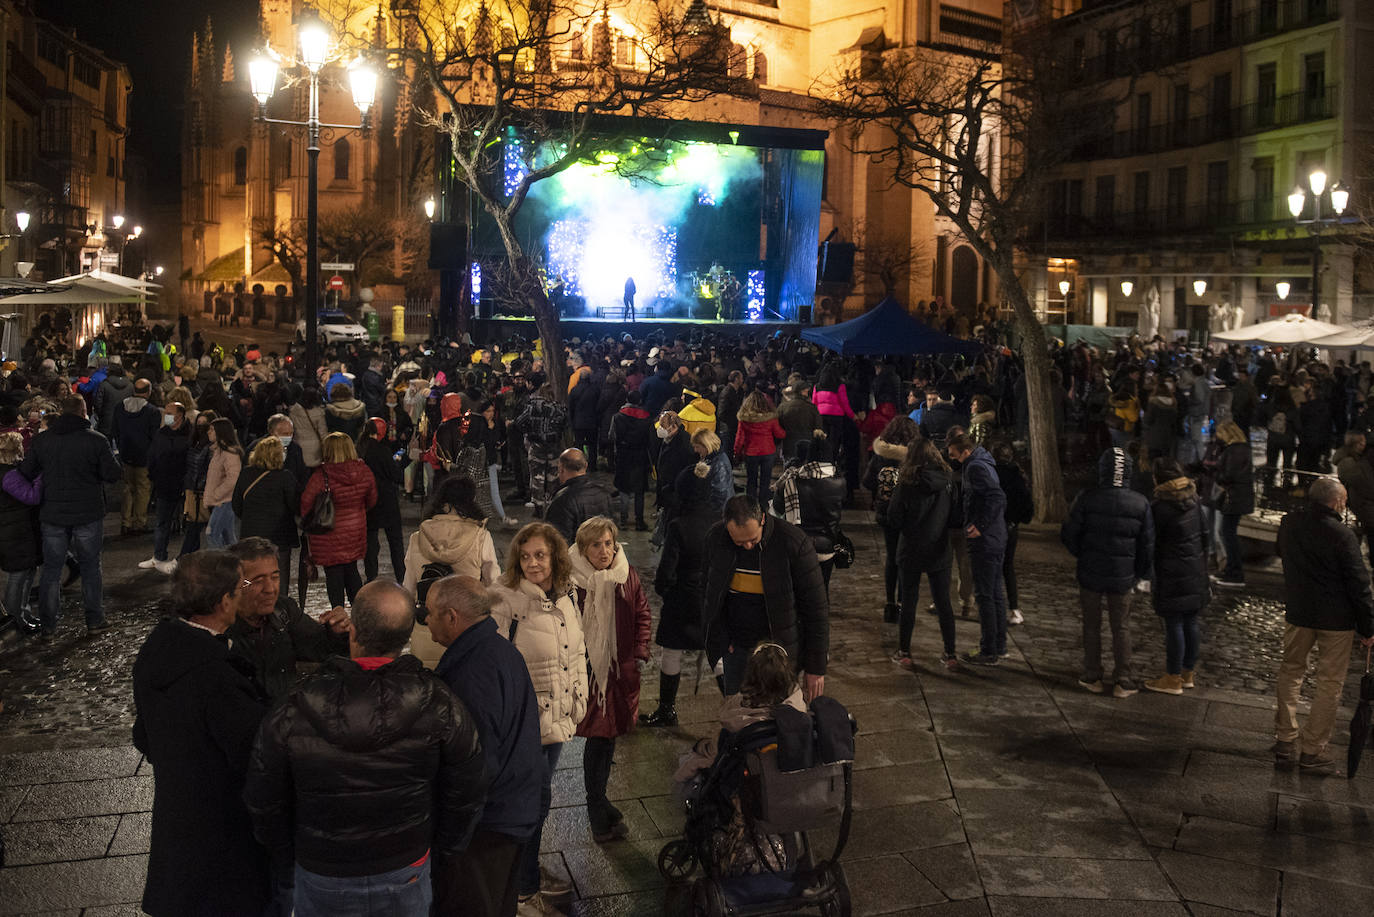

{"left": 658, "top": 696, "right": 856, "bottom": 916}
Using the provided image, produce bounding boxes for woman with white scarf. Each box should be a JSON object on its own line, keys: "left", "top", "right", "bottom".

{"left": 571, "top": 516, "right": 652, "bottom": 843}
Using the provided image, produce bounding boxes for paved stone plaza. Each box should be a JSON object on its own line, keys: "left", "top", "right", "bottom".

{"left": 2, "top": 491, "right": 1373, "bottom": 916}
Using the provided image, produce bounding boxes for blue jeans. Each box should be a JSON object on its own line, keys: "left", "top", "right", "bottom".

{"left": 152, "top": 495, "right": 179, "bottom": 561}
{"left": 3, "top": 567, "right": 36, "bottom": 623}
{"left": 1162, "top": 613, "right": 1202, "bottom": 675}
{"left": 1177, "top": 417, "right": 1205, "bottom": 465}
{"left": 1219, "top": 513, "right": 1243, "bottom": 580}
{"left": 970, "top": 551, "right": 1007, "bottom": 656}
{"left": 744, "top": 454, "right": 775, "bottom": 501}
{"left": 293, "top": 859, "right": 431, "bottom": 917}
{"left": 39, "top": 520, "right": 104, "bottom": 632}
{"left": 518, "top": 742, "right": 561, "bottom": 897}
{"left": 207, "top": 501, "right": 238, "bottom": 548}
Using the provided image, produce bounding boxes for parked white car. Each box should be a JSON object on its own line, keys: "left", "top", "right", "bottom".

{"left": 296, "top": 310, "right": 367, "bottom": 344}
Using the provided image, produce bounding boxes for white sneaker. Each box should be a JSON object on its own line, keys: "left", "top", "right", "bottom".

{"left": 540, "top": 865, "right": 572, "bottom": 899}
{"left": 524, "top": 500, "right": 536, "bottom": 508}
{"left": 502, "top": 516, "right": 521, "bottom": 529}
{"left": 137, "top": 558, "right": 158, "bottom": 570}
{"left": 1008, "top": 608, "right": 1024, "bottom": 625}
{"left": 154, "top": 559, "right": 177, "bottom": 575}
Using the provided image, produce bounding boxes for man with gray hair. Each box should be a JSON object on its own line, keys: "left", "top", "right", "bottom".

{"left": 544, "top": 447, "right": 615, "bottom": 544}
{"left": 1274, "top": 476, "right": 1374, "bottom": 770}
{"left": 427, "top": 575, "right": 543, "bottom": 917}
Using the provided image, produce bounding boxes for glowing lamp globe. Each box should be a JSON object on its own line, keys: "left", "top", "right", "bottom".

{"left": 1275, "top": 281, "right": 1290, "bottom": 300}
{"left": 112, "top": 214, "right": 125, "bottom": 230}
{"left": 1308, "top": 170, "right": 1327, "bottom": 197}
{"left": 1057, "top": 280, "right": 1070, "bottom": 296}
{"left": 15, "top": 210, "right": 29, "bottom": 232}
{"left": 249, "top": 53, "right": 279, "bottom": 105}
{"left": 298, "top": 13, "right": 330, "bottom": 74}
{"left": 423, "top": 198, "right": 436, "bottom": 220}
{"left": 1120, "top": 280, "right": 1133, "bottom": 297}
{"left": 1287, "top": 187, "right": 1306, "bottom": 219}
{"left": 348, "top": 58, "right": 378, "bottom": 115}
{"left": 1193, "top": 279, "right": 1207, "bottom": 297}
{"left": 1331, "top": 182, "right": 1349, "bottom": 216}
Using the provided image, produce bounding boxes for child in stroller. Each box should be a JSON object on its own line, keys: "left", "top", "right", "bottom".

{"left": 659, "top": 644, "right": 854, "bottom": 916}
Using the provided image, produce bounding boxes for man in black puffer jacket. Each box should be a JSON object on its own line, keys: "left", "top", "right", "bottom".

{"left": 244, "top": 580, "right": 488, "bottom": 914}
{"left": 1062, "top": 447, "right": 1155, "bottom": 698}
{"left": 702, "top": 495, "right": 829, "bottom": 701}
{"left": 20, "top": 394, "right": 122, "bottom": 637}
{"left": 545, "top": 448, "right": 616, "bottom": 543}
{"left": 1274, "top": 478, "right": 1374, "bottom": 769}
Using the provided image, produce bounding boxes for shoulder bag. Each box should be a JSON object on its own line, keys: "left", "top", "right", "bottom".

{"left": 301, "top": 466, "right": 335, "bottom": 534}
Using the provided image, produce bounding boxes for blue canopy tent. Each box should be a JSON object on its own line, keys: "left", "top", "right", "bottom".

{"left": 801, "top": 296, "right": 982, "bottom": 356}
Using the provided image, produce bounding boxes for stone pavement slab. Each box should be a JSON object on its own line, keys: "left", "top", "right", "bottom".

{"left": 813, "top": 801, "right": 966, "bottom": 859}
{"left": 905, "top": 844, "right": 985, "bottom": 900}
{"left": 9, "top": 775, "right": 152, "bottom": 822}
{"left": 845, "top": 852, "right": 946, "bottom": 915}
{"left": 986, "top": 898, "right": 1190, "bottom": 916}
{"left": 0, "top": 854, "right": 147, "bottom": 915}
{"left": 851, "top": 761, "right": 954, "bottom": 809}
{"left": 975, "top": 856, "right": 1177, "bottom": 900}
{"left": 1154, "top": 849, "right": 1278, "bottom": 915}
{"left": 1175, "top": 814, "right": 1374, "bottom": 887}
{"left": 956, "top": 789, "right": 1152, "bottom": 859}
{"left": 0, "top": 814, "right": 120, "bottom": 866}
{"left": 1279, "top": 873, "right": 1374, "bottom": 917}
{"left": 0, "top": 747, "right": 142, "bottom": 786}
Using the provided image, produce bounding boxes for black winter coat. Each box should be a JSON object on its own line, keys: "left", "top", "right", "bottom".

{"left": 20, "top": 413, "right": 122, "bottom": 525}
{"left": 886, "top": 465, "right": 956, "bottom": 570}
{"left": 231, "top": 466, "right": 298, "bottom": 548}
{"left": 654, "top": 505, "right": 715, "bottom": 650}
{"left": 113, "top": 399, "right": 161, "bottom": 466}
{"left": 0, "top": 464, "right": 41, "bottom": 571}
{"left": 132, "top": 618, "right": 270, "bottom": 917}
{"left": 1277, "top": 502, "right": 1374, "bottom": 636}
{"left": 1298, "top": 397, "right": 1332, "bottom": 449}
{"left": 359, "top": 437, "right": 405, "bottom": 530}
{"left": 653, "top": 430, "right": 695, "bottom": 502}
{"left": 771, "top": 468, "right": 846, "bottom": 557}
{"left": 146, "top": 422, "right": 191, "bottom": 498}
{"left": 224, "top": 597, "right": 347, "bottom": 703}
{"left": 545, "top": 474, "right": 617, "bottom": 544}
{"left": 610, "top": 405, "right": 653, "bottom": 493}
{"left": 1150, "top": 484, "right": 1210, "bottom": 616}
{"left": 702, "top": 515, "right": 829, "bottom": 675}
{"left": 919, "top": 401, "right": 962, "bottom": 446}
{"left": 1215, "top": 441, "right": 1255, "bottom": 516}
{"left": 568, "top": 377, "right": 600, "bottom": 432}
{"left": 244, "top": 654, "right": 489, "bottom": 877}
{"left": 1061, "top": 448, "right": 1155, "bottom": 594}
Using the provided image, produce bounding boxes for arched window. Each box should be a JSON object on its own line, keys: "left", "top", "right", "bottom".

{"left": 333, "top": 137, "right": 350, "bottom": 182}
{"left": 233, "top": 146, "right": 247, "bottom": 185}
{"left": 728, "top": 43, "right": 746, "bottom": 78}
{"left": 753, "top": 51, "right": 769, "bottom": 85}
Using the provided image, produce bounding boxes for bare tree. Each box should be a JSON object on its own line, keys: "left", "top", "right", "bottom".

{"left": 260, "top": 203, "right": 429, "bottom": 298}
{"left": 384, "top": 0, "right": 743, "bottom": 398}
{"left": 817, "top": 10, "right": 1166, "bottom": 521}
{"left": 850, "top": 218, "right": 931, "bottom": 299}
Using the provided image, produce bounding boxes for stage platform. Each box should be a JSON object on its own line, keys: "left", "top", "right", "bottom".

{"left": 473, "top": 314, "right": 801, "bottom": 343}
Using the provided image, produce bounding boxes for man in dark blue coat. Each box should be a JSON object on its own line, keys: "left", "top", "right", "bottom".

{"left": 947, "top": 432, "right": 1008, "bottom": 666}
{"left": 20, "top": 394, "right": 122, "bottom": 636}
{"left": 1062, "top": 447, "right": 1155, "bottom": 697}
{"left": 113, "top": 377, "right": 161, "bottom": 534}
{"left": 427, "top": 575, "right": 543, "bottom": 917}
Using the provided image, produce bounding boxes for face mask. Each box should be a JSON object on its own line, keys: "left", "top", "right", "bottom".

{"left": 278, "top": 435, "right": 293, "bottom": 449}
{"left": 162, "top": 414, "right": 176, "bottom": 427}
{"left": 656, "top": 425, "right": 673, "bottom": 440}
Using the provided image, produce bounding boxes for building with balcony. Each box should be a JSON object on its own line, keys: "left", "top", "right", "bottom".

{"left": 182, "top": 0, "right": 1007, "bottom": 323}
{"left": 1, "top": 0, "right": 131, "bottom": 281}
{"left": 1036, "top": 0, "right": 1371, "bottom": 336}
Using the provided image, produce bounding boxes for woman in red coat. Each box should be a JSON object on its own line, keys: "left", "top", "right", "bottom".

{"left": 300, "top": 432, "right": 378, "bottom": 609}
{"left": 733, "top": 390, "right": 787, "bottom": 502}
{"left": 571, "top": 515, "right": 651, "bottom": 843}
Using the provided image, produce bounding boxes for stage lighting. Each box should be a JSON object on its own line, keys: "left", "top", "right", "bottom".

{"left": 470, "top": 262, "right": 482, "bottom": 306}
{"left": 747, "top": 270, "right": 765, "bottom": 320}
{"left": 504, "top": 139, "right": 527, "bottom": 197}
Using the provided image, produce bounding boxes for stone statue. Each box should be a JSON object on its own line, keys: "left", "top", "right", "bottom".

{"left": 1317, "top": 302, "right": 1332, "bottom": 323}
{"left": 1225, "top": 300, "right": 1243, "bottom": 330}
{"left": 1138, "top": 285, "right": 1161, "bottom": 339}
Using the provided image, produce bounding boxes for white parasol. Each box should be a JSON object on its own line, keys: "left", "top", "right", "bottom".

{"left": 1210, "top": 312, "right": 1347, "bottom": 345}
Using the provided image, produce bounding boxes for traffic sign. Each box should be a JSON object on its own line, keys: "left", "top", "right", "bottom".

{"left": 320, "top": 261, "right": 355, "bottom": 271}
{"left": 328, "top": 274, "right": 346, "bottom": 291}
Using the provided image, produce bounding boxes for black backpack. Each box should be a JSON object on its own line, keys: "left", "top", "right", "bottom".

{"left": 413, "top": 561, "right": 453, "bottom": 624}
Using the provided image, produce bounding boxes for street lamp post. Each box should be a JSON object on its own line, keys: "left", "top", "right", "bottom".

{"left": 1287, "top": 169, "right": 1349, "bottom": 319}
{"left": 249, "top": 11, "right": 377, "bottom": 372}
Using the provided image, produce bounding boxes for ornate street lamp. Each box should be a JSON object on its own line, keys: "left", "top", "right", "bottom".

{"left": 1120, "top": 280, "right": 1134, "bottom": 297}
{"left": 1193, "top": 279, "right": 1207, "bottom": 297}
{"left": 1288, "top": 168, "right": 1349, "bottom": 318}
{"left": 1275, "top": 280, "right": 1290, "bottom": 301}
{"left": 249, "top": 13, "right": 378, "bottom": 370}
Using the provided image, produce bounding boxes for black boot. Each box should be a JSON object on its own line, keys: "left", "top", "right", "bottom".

{"left": 639, "top": 672, "right": 680, "bottom": 727}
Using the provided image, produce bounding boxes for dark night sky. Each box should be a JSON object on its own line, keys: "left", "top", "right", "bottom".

{"left": 43, "top": 0, "right": 263, "bottom": 204}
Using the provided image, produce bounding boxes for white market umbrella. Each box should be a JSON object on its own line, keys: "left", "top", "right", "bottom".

{"left": 0, "top": 285, "right": 142, "bottom": 305}
{"left": 1210, "top": 312, "right": 1347, "bottom": 345}
{"left": 1310, "top": 327, "right": 1374, "bottom": 351}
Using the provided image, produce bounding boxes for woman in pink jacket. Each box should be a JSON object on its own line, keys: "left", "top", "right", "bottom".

{"left": 812, "top": 362, "right": 863, "bottom": 498}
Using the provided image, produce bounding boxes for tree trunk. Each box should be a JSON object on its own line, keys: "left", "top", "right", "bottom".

{"left": 490, "top": 209, "right": 567, "bottom": 402}
{"left": 991, "top": 256, "right": 1069, "bottom": 523}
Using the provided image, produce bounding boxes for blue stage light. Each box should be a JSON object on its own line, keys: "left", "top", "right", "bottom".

{"left": 470, "top": 262, "right": 482, "bottom": 305}
{"left": 504, "top": 139, "right": 527, "bottom": 197}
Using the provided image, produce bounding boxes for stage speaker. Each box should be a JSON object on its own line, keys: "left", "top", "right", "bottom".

{"left": 798, "top": 305, "right": 812, "bottom": 324}
{"left": 428, "top": 223, "right": 468, "bottom": 271}
{"left": 818, "top": 241, "right": 856, "bottom": 283}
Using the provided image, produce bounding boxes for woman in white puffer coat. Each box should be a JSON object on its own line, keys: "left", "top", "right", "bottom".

{"left": 490, "top": 521, "right": 587, "bottom": 908}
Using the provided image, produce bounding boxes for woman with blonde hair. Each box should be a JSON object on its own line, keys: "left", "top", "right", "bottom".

{"left": 570, "top": 516, "right": 651, "bottom": 843}
{"left": 299, "top": 432, "right": 377, "bottom": 607}
{"left": 490, "top": 522, "right": 585, "bottom": 910}
{"left": 232, "top": 436, "right": 298, "bottom": 595}
{"left": 681, "top": 428, "right": 733, "bottom": 513}
{"left": 166, "top": 385, "right": 198, "bottom": 423}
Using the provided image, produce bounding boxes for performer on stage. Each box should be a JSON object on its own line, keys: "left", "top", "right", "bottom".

{"left": 623, "top": 276, "right": 637, "bottom": 322}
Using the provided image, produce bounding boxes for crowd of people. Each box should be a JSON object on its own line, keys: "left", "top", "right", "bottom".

{"left": 4, "top": 315, "right": 1374, "bottom": 914}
